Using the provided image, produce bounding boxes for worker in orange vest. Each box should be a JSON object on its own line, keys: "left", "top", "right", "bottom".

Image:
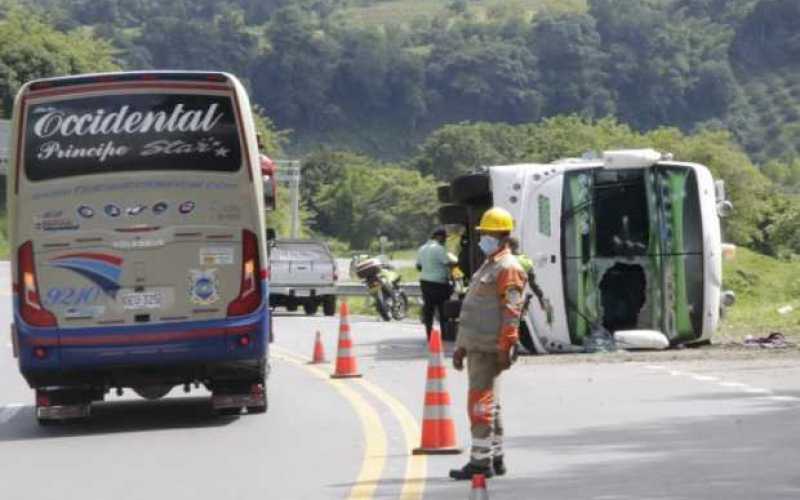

{"left": 450, "top": 207, "right": 527, "bottom": 480}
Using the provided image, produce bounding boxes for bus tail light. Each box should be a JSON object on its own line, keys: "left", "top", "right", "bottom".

{"left": 227, "top": 230, "right": 262, "bottom": 317}
{"left": 17, "top": 241, "right": 57, "bottom": 327}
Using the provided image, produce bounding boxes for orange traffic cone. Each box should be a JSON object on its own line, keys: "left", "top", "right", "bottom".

{"left": 309, "top": 330, "right": 326, "bottom": 364}
{"left": 469, "top": 474, "right": 489, "bottom": 500}
{"left": 331, "top": 301, "right": 362, "bottom": 379}
{"left": 412, "top": 328, "right": 461, "bottom": 455}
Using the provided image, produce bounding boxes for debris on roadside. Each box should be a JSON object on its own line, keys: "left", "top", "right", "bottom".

{"left": 777, "top": 305, "right": 794, "bottom": 315}
{"left": 614, "top": 330, "right": 670, "bottom": 351}
{"left": 583, "top": 327, "right": 616, "bottom": 353}
{"left": 742, "top": 332, "right": 793, "bottom": 349}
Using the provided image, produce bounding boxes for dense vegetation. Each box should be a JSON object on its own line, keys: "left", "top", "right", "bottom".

{"left": 0, "top": 0, "right": 798, "bottom": 257}
{"left": 0, "top": 0, "right": 796, "bottom": 163}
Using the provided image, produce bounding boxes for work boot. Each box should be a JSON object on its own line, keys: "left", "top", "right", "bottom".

{"left": 492, "top": 455, "right": 506, "bottom": 476}
{"left": 449, "top": 462, "right": 494, "bottom": 481}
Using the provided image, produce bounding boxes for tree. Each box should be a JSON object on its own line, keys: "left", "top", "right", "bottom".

{"left": 0, "top": 8, "right": 118, "bottom": 113}
{"left": 425, "top": 26, "right": 541, "bottom": 124}
{"left": 530, "top": 13, "right": 615, "bottom": 119}
{"left": 252, "top": 5, "right": 341, "bottom": 129}
{"left": 412, "top": 122, "right": 531, "bottom": 180}
{"left": 307, "top": 154, "right": 438, "bottom": 249}
{"left": 138, "top": 6, "right": 259, "bottom": 78}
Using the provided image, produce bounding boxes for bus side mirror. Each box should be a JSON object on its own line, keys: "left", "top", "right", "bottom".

{"left": 717, "top": 200, "right": 733, "bottom": 218}
{"left": 714, "top": 180, "right": 726, "bottom": 203}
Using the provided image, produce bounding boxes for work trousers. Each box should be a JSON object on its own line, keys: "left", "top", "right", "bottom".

{"left": 466, "top": 351, "right": 503, "bottom": 467}
{"left": 420, "top": 280, "right": 451, "bottom": 339}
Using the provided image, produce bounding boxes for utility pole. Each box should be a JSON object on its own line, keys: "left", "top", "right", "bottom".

{"left": 274, "top": 160, "right": 301, "bottom": 238}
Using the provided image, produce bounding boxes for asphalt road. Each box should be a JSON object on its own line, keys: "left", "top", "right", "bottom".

{"left": 1, "top": 260, "right": 799, "bottom": 499}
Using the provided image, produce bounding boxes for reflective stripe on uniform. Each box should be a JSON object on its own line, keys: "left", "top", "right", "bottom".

{"left": 468, "top": 389, "right": 493, "bottom": 426}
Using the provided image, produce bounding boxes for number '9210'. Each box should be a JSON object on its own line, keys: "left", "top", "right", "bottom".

{"left": 44, "top": 287, "right": 101, "bottom": 307}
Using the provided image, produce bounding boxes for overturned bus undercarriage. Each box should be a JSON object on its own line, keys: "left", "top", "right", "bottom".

{"left": 438, "top": 149, "right": 735, "bottom": 354}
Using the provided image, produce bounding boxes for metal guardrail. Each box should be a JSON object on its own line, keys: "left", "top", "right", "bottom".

{"left": 335, "top": 282, "right": 421, "bottom": 297}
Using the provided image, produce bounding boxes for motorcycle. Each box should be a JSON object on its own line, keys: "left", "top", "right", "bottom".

{"left": 354, "top": 257, "right": 408, "bottom": 321}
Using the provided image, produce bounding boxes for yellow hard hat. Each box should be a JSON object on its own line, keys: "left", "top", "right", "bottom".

{"left": 476, "top": 207, "right": 514, "bottom": 232}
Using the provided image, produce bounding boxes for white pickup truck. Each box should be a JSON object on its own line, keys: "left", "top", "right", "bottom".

{"left": 268, "top": 239, "right": 338, "bottom": 316}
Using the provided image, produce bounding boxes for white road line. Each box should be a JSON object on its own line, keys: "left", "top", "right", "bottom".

{"left": 719, "top": 382, "right": 749, "bottom": 389}
{"left": 741, "top": 387, "right": 773, "bottom": 395}
{"left": 764, "top": 396, "right": 800, "bottom": 402}
{"left": 0, "top": 403, "right": 25, "bottom": 424}
{"left": 643, "top": 366, "right": 796, "bottom": 403}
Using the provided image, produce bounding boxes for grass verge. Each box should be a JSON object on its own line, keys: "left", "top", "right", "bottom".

{"left": 720, "top": 247, "right": 800, "bottom": 343}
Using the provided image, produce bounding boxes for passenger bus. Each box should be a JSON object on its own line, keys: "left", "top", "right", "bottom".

{"left": 7, "top": 71, "right": 270, "bottom": 422}
{"left": 439, "top": 149, "right": 735, "bottom": 353}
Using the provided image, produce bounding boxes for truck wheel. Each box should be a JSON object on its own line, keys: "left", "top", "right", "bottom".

{"left": 286, "top": 302, "right": 298, "bottom": 312}
{"left": 452, "top": 173, "right": 491, "bottom": 205}
{"left": 303, "top": 301, "right": 318, "bottom": 316}
{"left": 439, "top": 204, "right": 468, "bottom": 225}
{"left": 323, "top": 295, "right": 337, "bottom": 316}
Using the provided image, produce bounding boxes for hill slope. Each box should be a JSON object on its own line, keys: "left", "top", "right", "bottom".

{"left": 341, "top": 0, "right": 585, "bottom": 25}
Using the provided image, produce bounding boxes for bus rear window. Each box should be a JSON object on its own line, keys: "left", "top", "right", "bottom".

{"left": 24, "top": 93, "right": 242, "bottom": 181}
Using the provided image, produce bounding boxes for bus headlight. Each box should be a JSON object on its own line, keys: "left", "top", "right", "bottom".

{"left": 717, "top": 200, "right": 733, "bottom": 218}
{"left": 722, "top": 290, "right": 736, "bottom": 307}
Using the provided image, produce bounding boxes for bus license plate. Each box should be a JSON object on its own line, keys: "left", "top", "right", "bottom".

{"left": 121, "top": 291, "right": 163, "bottom": 310}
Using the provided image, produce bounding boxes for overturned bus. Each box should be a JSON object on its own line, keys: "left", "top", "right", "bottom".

{"left": 438, "top": 149, "right": 735, "bottom": 354}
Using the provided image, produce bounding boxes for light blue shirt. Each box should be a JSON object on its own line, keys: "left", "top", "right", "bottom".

{"left": 416, "top": 240, "right": 450, "bottom": 284}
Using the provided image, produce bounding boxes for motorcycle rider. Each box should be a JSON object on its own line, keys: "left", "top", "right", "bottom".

{"left": 450, "top": 207, "right": 527, "bottom": 480}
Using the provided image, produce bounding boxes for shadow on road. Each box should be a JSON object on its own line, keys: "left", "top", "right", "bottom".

{"left": 355, "top": 336, "right": 460, "bottom": 361}
{"left": 492, "top": 401, "right": 800, "bottom": 500}
{"left": 0, "top": 397, "right": 237, "bottom": 443}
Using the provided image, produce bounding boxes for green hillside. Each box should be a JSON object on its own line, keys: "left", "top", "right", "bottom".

{"left": 341, "top": 0, "right": 585, "bottom": 25}
{"left": 734, "top": 66, "right": 800, "bottom": 163}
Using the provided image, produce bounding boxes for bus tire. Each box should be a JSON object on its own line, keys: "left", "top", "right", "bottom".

{"left": 452, "top": 173, "right": 491, "bottom": 204}
{"left": 437, "top": 184, "right": 452, "bottom": 203}
{"left": 247, "top": 391, "right": 268, "bottom": 414}
{"left": 439, "top": 204, "right": 468, "bottom": 226}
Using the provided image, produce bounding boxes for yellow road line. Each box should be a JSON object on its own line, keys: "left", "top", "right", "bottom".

{"left": 356, "top": 378, "right": 427, "bottom": 500}
{"left": 273, "top": 347, "right": 387, "bottom": 500}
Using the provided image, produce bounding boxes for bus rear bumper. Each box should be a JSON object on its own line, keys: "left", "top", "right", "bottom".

{"left": 15, "top": 309, "right": 269, "bottom": 389}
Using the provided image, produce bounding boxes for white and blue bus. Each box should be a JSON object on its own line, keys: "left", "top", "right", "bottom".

{"left": 7, "top": 71, "right": 270, "bottom": 422}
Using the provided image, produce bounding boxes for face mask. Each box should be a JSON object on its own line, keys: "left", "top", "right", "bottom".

{"left": 478, "top": 235, "right": 499, "bottom": 256}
